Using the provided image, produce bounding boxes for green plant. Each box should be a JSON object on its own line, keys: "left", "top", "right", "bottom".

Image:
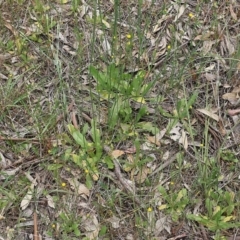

{"left": 89, "top": 64, "right": 152, "bottom": 127}
{"left": 58, "top": 212, "right": 81, "bottom": 237}
{"left": 158, "top": 91, "right": 198, "bottom": 133}
{"left": 187, "top": 189, "right": 240, "bottom": 232}
{"left": 220, "top": 150, "right": 238, "bottom": 163}
{"left": 67, "top": 120, "right": 104, "bottom": 187}
{"left": 158, "top": 187, "right": 189, "bottom": 221}
{"left": 89, "top": 64, "right": 150, "bottom": 101}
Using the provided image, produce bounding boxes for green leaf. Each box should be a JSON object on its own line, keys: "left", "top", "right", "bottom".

{"left": 99, "top": 225, "right": 107, "bottom": 236}
{"left": 158, "top": 105, "right": 175, "bottom": 118}
{"left": 176, "top": 92, "right": 198, "bottom": 119}
{"left": 205, "top": 198, "right": 213, "bottom": 217}
{"left": 137, "top": 121, "right": 159, "bottom": 134}
{"left": 67, "top": 124, "right": 89, "bottom": 149}
{"left": 108, "top": 98, "right": 123, "bottom": 128}
{"left": 72, "top": 223, "right": 81, "bottom": 237}
{"left": 67, "top": 124, "right": 76, "bottom": 135}
{"left": 72, "top": 131, "right": 88, "bottom": 149}
{"left": 158, "top": 186, "right": 168, "bottom": 199}
{"left": 89, "top": 65, "right": 104, "bottom": 84}
{"left": 103, "top": 155, "right": 114, "bottom": 169}
{"left": 72, "top": 154, "right": 81, "bottom": 166}
{"left": 86, "top": 174, "right": 93, "bottom": 189}
{"left": 91, "top": 119, "right": 101, "bottom": 145}
{"left": 175, "top": 188, "right": 187, "bottom": 202}
{"left": 47, "top": 164, "right": 63, "bottom": 171}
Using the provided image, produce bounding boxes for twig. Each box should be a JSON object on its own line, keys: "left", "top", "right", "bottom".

{"left": 113, "top": 160, "right": 141, "bottom": 205}
{"left": 149, "top": 150, "right": 178, "bottom": 177}
{"left": 33, "top": 212, "right": 39, "bottom": 240}
{"left": 0, "top": 136, "right": 40, "bottom": 142}
{"left": 168, "top": 233, "right": 187, "bottom": 240}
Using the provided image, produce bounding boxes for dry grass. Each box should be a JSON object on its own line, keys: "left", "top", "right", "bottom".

{"left": 0, "top": 0, "right": 240, "bottom": 239}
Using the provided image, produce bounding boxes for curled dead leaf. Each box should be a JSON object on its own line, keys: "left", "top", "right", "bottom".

{"left": 111, "top": 150, "right": 125, "bottom": 158}
{"left": 135, "top": 165, "right": 150, "bottom": 184}
{"left": 82, "top": 213, "right": 100, "bottom": 240}
{"left": 46, "top": 195, "right": 55, "bottom": 209}
{"left": 20, "top": 183, "right": 35, "bottom": 210}
{"left": 196, "top": 109, "right": 219, "bottom": 122}
{"left": 67, "top": 178, "right": 90, "bottom": 197}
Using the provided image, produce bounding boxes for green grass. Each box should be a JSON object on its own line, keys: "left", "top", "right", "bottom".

{"left": 0, "top": 0, "right": 240, "bottom": 239}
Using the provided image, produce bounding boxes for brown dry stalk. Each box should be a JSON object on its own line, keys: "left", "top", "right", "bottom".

{"left": 33, "top": 212, "right": 39, "bottom": 240}
{"left": 227, "top": 108, "right": 240, "bottom": 116}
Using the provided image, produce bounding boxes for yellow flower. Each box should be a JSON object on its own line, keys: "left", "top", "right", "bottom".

{"left": 147, "top": 207, "right": 152, "bottom": 212}
{"left": 85, "top": 169, "right": 89, "bottom": 174}
{"left": 61, "top": 182, "right": 66, "bottom": 187}
{"left": 167, "top": 45, "right": 171, "bottom": 50}
{"left": 52, "top": 224, "right": 56, "bottom": 228}
{"left": 126, "top": 34, "right": 132, "bottom": 39}
{"left": 189, "top": 13, "right": 194, "bottom": 19}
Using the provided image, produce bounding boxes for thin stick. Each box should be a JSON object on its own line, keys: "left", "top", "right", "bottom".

{"left": 113, "top": 160, "right": 141, "bottom": 205}
{"left": 33, "top": 212, "right": 39, "bottom": 240}
{"left": 149, "top": 150, "right": 178, "bottom": 177}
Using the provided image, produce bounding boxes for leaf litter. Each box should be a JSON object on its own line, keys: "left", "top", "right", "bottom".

{"left": 0, "top": 0, "right": 240, "bottom": 239}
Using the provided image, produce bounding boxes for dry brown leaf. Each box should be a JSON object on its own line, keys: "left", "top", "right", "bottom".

{"left": 232, "top": 87, "right": 240, "bottom": 94}
{"left": 124, "top": 147, "right": 136, "bottom": 154}
{"left": 67, "top": 178, "right": 90, "bottom": 197}
{"left": 205, "top": 73, "right": 216, "bottom": 81}
{"left": 205, "top": 63, "right": 216, "bottom": 71}
{"left": 230, "top": 4, "right": 237, "bottom": 21}
{"left": 153, "top": 15, "right": 171, "bottom": 33}
{"left": 0, "top": 168, "right": 20, "bottom": 180}
{"left": 196, "top": 109, "right": 219, "bottom": 122}
{"left": 222, "top": 92, "right": 239, "bottom": 105}
{"left": 101, "top": 38, "right": 111, "bottom": 55}
{"left": 0, "top": 72, "right": 8, "bottom": 79}
{"left": 21, "top": 183, "right": 35, "bottom": 210}
{"left": 154, "top": 215, "right": 172, "bottom": 236}
{"left": 135, "top": 165, "right": 150, "bottom": 184}
{"left": 147, "top": 135, "right": 161, "bottom": 146}
{"left": 162, "top": 151, "right": 169, "bottom": 161}
{"left": 62, "top": 45, "right": 77, "bottom": 56}
{"left": 111, "top": 149, "right": 125, "bottom": 158}
{"left": 202, "top": 40, "right": 216, "bottom": 54}
{"left": 46, "top": 195, "right": 55, "bottom": 209}
{"left": 179, "top": 130, "right": 188, "bottom": 150}
{"left": 107, "top": 216, "right": 120, "bottom": 229}
{"left": 82, "top": 213, "right": 100, "bottom": 240}
{"left": 4, "top": 20, "right": 18, "bottom": 36}
{"left": 174, "top": 4, "right": 185, "bottom": 22}
{"left": 79, "top": 4, "right": 88, "bottom": 18}
{"left": 224, "top": 36, "right": 235, "bottom": 55}
{"left": 194, "top": 31, "right": 214, "bottom": 41}
{"left": 218, "top": 118, "right": 227, "bottom": 136}
{"left": 169, "top": 123, "right": 182, "bottom": 141}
